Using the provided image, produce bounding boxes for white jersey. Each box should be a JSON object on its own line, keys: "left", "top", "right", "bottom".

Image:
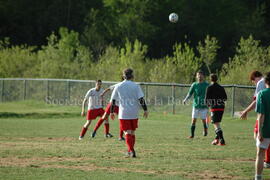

{"left": 84, "top": 88, "right": 104, "bottom": 110}
{"left": 111, "top": 80, "right": 144, "bottom": 119}
{"left": 254, "top": 78, "right": 266, "bottom": 98}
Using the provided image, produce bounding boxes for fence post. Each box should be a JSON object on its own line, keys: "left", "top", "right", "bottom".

{"left": 23, "top": 80, "right": 27, "bottom": 100}
{"left": 172, "top": 85, "right": 176, "bottom": 114}
{"left": 46, "top": 80, "right": 50, "bottom": 99}
{"left": 144, "top": 84, "right": 148, "bottom": 102}
{"left": 67, "top": 80, "right": 70, "bottom": 104}
{"left": 231, "top": 85, "right": 235, "bottom": 117}
{"left": 1, "top": 80, "right": 4, "bottom": 102}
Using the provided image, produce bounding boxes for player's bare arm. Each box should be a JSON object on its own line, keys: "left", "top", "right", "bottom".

{"left": 100, "top": 88, "right": 111, "bottom": 97}
{"left": 81, "top": 98, "right": 87, "bottom": 116}
{"left": 257, "top": 113, "right": 265, "bottom": 142}
{"left": 139, "top": 97, "right": 148, "bottom": 118}
{"left": 240, "top": 100, "right": 256, "bottom": 119}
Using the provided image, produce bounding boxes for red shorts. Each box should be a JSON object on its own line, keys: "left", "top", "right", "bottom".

{"left": 254, "top": 120, "right": 258, "bottom": 133}
{"left": 105, "top": 103, "right": 119, "bottom": 115}
{"left": 119, "top": 119, "right": 138, "bottom": 131}
{"left": 87, "top": 108, "right": 105, "bottom": 120}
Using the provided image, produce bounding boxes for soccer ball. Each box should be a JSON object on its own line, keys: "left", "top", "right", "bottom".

{"left": 169, "top": 13, "right": 178, "bottom": 23}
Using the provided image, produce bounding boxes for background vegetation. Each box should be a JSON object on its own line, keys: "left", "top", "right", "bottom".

{"left": 1, "top": 0, "right": 270, "bottom": 84}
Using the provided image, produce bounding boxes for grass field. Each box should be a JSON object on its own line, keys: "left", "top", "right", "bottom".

{"left": 0, "top": 100, "right": 268, "bottom": 180}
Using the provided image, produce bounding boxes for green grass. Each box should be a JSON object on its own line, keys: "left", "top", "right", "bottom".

{"left": 0, "top": 101, "right": 268, "bottom": 180}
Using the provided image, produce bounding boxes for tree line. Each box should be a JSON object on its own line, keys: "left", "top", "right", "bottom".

{"left": 0, "top": 0, "right": 270, "bottom": 84}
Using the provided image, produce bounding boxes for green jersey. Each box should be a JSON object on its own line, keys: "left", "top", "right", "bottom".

{"left": 255, "top": 88, "right": 270, "bottom": 138}
{"left": 187, "top": 81, "right": 209, "bottom": 109}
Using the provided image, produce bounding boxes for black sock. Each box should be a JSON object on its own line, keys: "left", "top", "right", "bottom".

{"left": 191, "top": 125, "right": 196, "bottom": 137}
{"left": 215, "top": 128, "right": 224, "bottom": 140}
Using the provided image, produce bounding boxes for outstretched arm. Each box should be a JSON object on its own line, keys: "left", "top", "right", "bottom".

{"left": 100, "top": 88, "right": 111, "bottom": 97}
{"left": 139, "top": 97, "right": 148, "bottom": 118}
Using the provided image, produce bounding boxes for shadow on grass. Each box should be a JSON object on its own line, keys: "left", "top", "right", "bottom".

{"left": 0, "top": 112, "right": 78, "bottom": 119}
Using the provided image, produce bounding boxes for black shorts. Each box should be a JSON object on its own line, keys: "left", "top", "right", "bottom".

{"left": 211, "top": 111, "right": 224, "bottom": 123}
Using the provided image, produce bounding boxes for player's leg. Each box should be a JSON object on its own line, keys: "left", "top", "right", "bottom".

{"left": 91, "top": 108, "right": 105, "bottom": 138}
{"left": 119, "top": 130, "right": 125, "bottom": 141}
{"left": 79, "top": 120, "right": 92, "bottom": 139}
{"left": 121, "top": 119, "right": 138, "bottom": 158}
{"left": 255, "top": 138, "right": 270, "bottom": 180}
{"left": 190, "top": 108, "right": 198, "bottom": 138}
{"left": 104, "top": 118, "right": 113, "bottom": 138}
{"left": 200, "top": 109, "right": 208, "bottom": 136}
{"left": 264, "top": 145, "right": 270, "bottom": 168}
{"left": 212, "top": 111, "right": 225, "bottom": 145}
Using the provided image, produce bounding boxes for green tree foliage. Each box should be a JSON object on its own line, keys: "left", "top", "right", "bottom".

{"left": 220, "top": 36, "right": 270, "bottom": 85}
{"left": 197, "top": 36, "right": 220, "bottom": 74}
{"left": 37, "top": 27, "right": 94, "bottom": 79}
{"left": 0, "top": 38, "right": 37, "bottom": 78}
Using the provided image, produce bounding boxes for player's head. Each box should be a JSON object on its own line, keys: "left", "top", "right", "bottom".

{"left": 249, "top": 70, "right": 262, "bottom": 84}
{"left": 196, "top": 71, "right": 204, "bottom": 82}
{"left": 210, "top": 73, "right": 218, "bottom": 83}
{"left": 265, "top": 72, "right": 270, "bottom": 87}
{"left": 95, "top": 80, "right": 102, "bottom": 90}
{"left": 123, "top": 68, "right": 134, "bottom": 80}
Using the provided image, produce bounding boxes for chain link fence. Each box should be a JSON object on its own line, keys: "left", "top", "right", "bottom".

{"left": 0, "top": 78, "right": 256, "bottom": 117}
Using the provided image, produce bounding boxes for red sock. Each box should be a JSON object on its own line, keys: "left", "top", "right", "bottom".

{"left": 94, "top": 118, "right": 104, "bottom": 131}
{"left": 132, "top": 135, "right": 135, "bottom": 148}
{"left": 125, "top": 134, "right": 133, "bottom": 152}
{"left": 266, "top": 146, "right": 270, "bottom": 163}
{"left": 79, "top": 127, "right": 88, "bottom": 137}
{"left": 119, "top": 130, "right": 124, "bottom": 138}
{"left": 104, "top": 123, "right": 109, "bottom": 134}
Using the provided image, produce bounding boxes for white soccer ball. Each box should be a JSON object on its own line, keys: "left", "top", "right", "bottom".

{"left": 169, "top": 13, "right": 178, "bottom": 23}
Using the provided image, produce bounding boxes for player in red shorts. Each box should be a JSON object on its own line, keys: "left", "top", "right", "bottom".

{"left": 91, "top": 83, "right": 125, "bottom": 140}
{"left": 110, "top": 68, "right": 148, "bottom": 158}
{"left": 78, "top": 80, "right": 105, "bottom": 140}
{"left": 240, "top": 71, "right": 270, "bottom": 168}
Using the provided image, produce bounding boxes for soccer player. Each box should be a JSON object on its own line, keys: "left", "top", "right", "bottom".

{"left": 254, "top": 72, "right": 270, "bottom": 180}
{"left": 183, "top": 71, "right": 209, "bottom": 138}
{"left": 92, "top": 83, "right": 125, "bottom": 140}
{"left": 240, "top": 71, "right": 270, "bottom": 168}
{"left": 205, "top": 74, "right": 227, "bottom": 145}
{"left": 110, "top": 68, "right": 148, "bottom": 158}
{"left": 78, "top": 80, "right": 105, "bottom": 140}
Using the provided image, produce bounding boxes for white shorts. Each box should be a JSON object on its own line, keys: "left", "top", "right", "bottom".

{"left": 256, "top": 138, "right": 270, "bottom": 149}
{"left": 192, "top": 108, "right": 208, "bottom": 119}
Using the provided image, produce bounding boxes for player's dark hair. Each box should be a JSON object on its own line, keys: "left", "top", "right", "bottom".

{"left": 123, "top": 68, "right": 134, "bottom": 80}
{"left": 197, "top": 70, "right": 204, "bottom": 76}
{"left": 249, "top": 71, "right": 262, "bottom": 81}
{"left": 210, "top": 74, "right": 218, "bottom": 82}
{"left": 265, "top": 72, "right": 270, "bottom": 85}
{"left": 96, "top": 80, "right": 102, "bottom": 83}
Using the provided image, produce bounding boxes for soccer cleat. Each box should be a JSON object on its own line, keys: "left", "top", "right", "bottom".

{"left": 105, "top": 133, "right": 113, "bottom": 138}
{"left": 188, "top": 135, "right": 194, "bottom": 139}
{"left": 91, "top": 131, "right": 96, "bottom": 138}
{"left": 130, "top": 150, "right": 136, "bottom": 158}
{"left": 218, "top": 139, "right": 226, "bottom": 146}
{"left": 211, "top": 139, "right": 219, "bottom": 145}
{"left": 118, "top": 137, "right": 125, "bottom": 141}
{"left": 203, "top": 129, "right": 208, "bottom": 136}
{"left": 264, "top": 162, "right": 270, "bottom": 168}
{"left": 78, "top": 136, "right": 83, "bottom": 140}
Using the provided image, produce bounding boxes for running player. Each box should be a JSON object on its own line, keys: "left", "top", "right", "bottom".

{"left": 91, "top": 83, "right": 125, "bottom": 140}
{"left": 254, "top": 72, "right": 270, "bottom": 180}
{"left": 240, "top": 71, "right": 270, "bottom": 168}
{"left": 183, "top": 71, "right": 209, "bottom": 138}
{"left": 205, "top": 74, "right": 227, "bottom": 145}
{"left": 110, "top": 68, "right": 148, "bottom": 158}
{"left": 78, "top": 80, "right": 105, "bottom": 140}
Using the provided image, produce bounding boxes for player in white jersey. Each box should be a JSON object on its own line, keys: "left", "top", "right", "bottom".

{"left": 91, "top": 83, "right": 125, "bottom": 140}
{"left": 240, "top": 71, "right": 270, "bottom": 168}
{"left": 110, "top": 68, "right": 148, "bottom": 158}
{"left": 78, "top": 80, "right": 105, "bottom": 140}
